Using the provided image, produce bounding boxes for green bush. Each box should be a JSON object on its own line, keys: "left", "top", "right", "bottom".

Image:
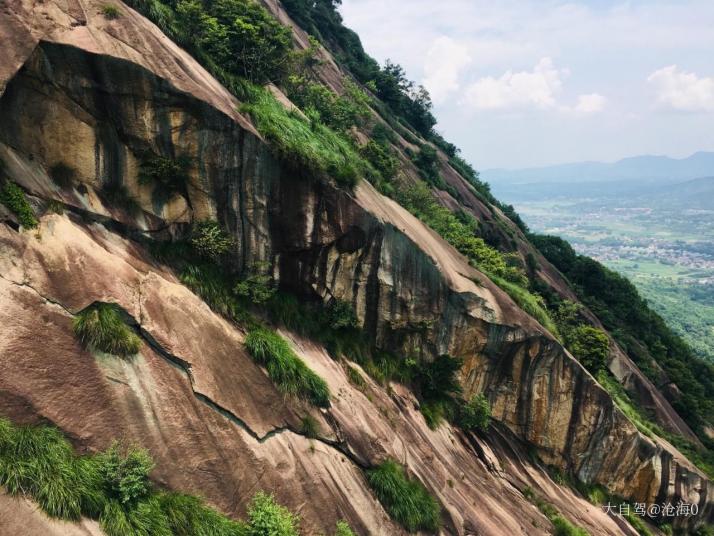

{"left": 73, "top": 303, "right": 142, "bottom": 356}
{"left": 459, "top": 394, "right": 491, "bottom": 432}
{"left": 366, "top": 459, "right": 440, "bottom": 532}
{"left": 138, "top": 154, "right": 191, "bottom": 203}
{"left": 334, "top": 520, "right": 356, "bottom": 536}
{"left": 565, "top": 325, "right": 609, "bottom": 374}
{"left": 175, "top": 0, "right": 293, "bottom": 84}
{"left": 359, "top": 140, "right": 399, "bottom": 181}
{"left": 245, "top": 327, "right": 331, "bottom": 407}
{"left": 247, "top": 491, "right": 299, "bottom": 536}
{"left": 286, "top": 76, "right": 370, "bottom": 132}
{"left": 102, "top": 4, "right": 121, "bottom": 18}
{"left": 190, "top": 220, "right": 234, "bottom": 260}
{"left": 235, "top": 271, "right": 276, "bottom": 305}
{"left": 242, "top": 87, "right": 372, "bottom": 188}
{"left": 97, "top": 443, "right": 153, "bottom": 505}
{"left": 0, "top": 182, "right": 38, "bottom": 229}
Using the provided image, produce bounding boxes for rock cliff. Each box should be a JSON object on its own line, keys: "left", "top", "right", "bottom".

{"left": 0, "top": 0, "right": 711, "bottom": 534}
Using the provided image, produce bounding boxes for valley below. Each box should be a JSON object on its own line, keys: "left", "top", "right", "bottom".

{"left": 491, "top": 176, "right": 714, "bottom": 362}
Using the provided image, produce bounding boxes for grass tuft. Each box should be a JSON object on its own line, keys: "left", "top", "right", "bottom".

{"left": 242, "top": 87, "right": 374, "bottom": 188}
{"left": 102, "top": 4, "right": 121, "bottom": 19}
{"left": 73, "top": 303, "right": 142, "bottom": 357}
{"left": 0, "top": 182, "right": 38, "bottom": 229}
{"left": 366, "top": 459, "right": 440, "bottom": 532}
{"left": 245, "top": 327, "right": 331, "bottom": 407}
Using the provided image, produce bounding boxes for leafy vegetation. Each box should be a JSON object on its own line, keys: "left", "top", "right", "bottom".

{"left": 553, "top": 301, "right": 610, "bottom": 374}
{"left": 102, "top": 4, "right": 121, "bottom": 19}
{"left": 243, "top": 87, "right": 376, "bottom": 188}
{"left": 458, "top": 394, "right": 491, "bottom": 432}
{"left": 0, "top": 417, "right": 343, "bottom": 535}
{"left": 334, "top": 520, "right": 356, "bottom": 536}
{"left": 522, "top": 487, "right": 589, "bottom": 536}
{"left": 286, "top": 76, "right": 370, "bottom": 132}
{"left": 245, "top": 327, "right": 331, "bottom": 407}
{"left": 190, "top": 220, "right": 235, "bottom": 260}
{"left": 138, "top": 154, "right": 191, "bottom": 204}
{"left": 73, "top": 303, "right": 142, "bottom": 357}
{"left": 0, "top": 181, "right": 38, "bottom": 229}
{"left": 532, "top": 234, "right": 714, "bottom": 441}
{"left": 366, "top": 459, "right": 440, "bottom": 532}
{"left": 246, "top": 491, "right": 299, "bottom": 535}
{"left": 174, "top": 0, "right": 293, "bottom": 84}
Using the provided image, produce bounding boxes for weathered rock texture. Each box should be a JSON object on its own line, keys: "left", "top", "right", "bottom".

{"left": 0, "top": 0, "right": 711, "bottom": 534}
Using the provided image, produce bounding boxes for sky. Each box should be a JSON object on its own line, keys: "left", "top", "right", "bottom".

{"left": 339, "top": 0, "right": 714, "bottom": 169}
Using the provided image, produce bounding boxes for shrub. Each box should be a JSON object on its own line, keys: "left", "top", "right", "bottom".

{"left": 245, "top": 327, "right": 331, "bottom": 407}
{"left": 73, "top": 303, "right": 142, "bottom": 356}
{"left": 565, "top": 325, "right": 609, "bottom": 374}
{"left": 366, "top": 459, "right": 440, "bottom": 532}
{"left": 97, "top": 443, "right": 154, "bottom": 505}
{"left": 459, "top": 394, "right": 491, "bottom": 432}
{"left": 174, "top": 0, "right": 293, "bottom": 84}
{"left": 102, "top": 4, "right": 121, "bottom": 19}
{"left": 190, "top": 220, "right": 234, "bottom": 260}
{"left": 0, "top": 182, "right": 38, "bottom": 229}
{"left": 138, "top": 154, "right": 191, "bottom": 204}
{"left": 235, "top": 271, "right": 276, "bottom": 305}
{"left": 242, "top": 87, "right": 372, "bottom": 188}
{"left": 49, "top": 163, "right": 76, "bottom": 188}
{"left": 335, "top": 520, "right": 356, "bottom": 536}
{"left": 286, "top": 76, "right": 370, "bottom": 132}
{"left": 324, "top": 299, "right": 359, "bottom": 330}
{"left": 247, "top": 491, "right": 300, "bottom": 536}
{"left": 359, "top": 140, "right": 399, "bottom": 181}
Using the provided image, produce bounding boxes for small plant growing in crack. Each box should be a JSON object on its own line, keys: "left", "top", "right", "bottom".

{"left": 74, "top": 303, "right": 142, "bottom": 357}
{"left": 101, "top": 4, "right": 121, "bottom": 19}
{"left": 300, "top": 415, "right": 320, "bottom": 439}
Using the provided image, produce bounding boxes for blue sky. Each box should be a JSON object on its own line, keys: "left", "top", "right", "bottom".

{"left": 339, "top": 0, "right": 714, "bottom": 169}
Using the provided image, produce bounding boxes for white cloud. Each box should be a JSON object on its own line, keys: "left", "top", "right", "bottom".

{"left": 647, "top": 65, "right": 714, "bottom": 112}
{"left": 422, "top": 37, "right": 472, "bottom": 103}
{"left": 572, "top": 93, "right": 607, "bottom": 114}
{"left": 464, "top": 57, "right": 566, "bottom": 111}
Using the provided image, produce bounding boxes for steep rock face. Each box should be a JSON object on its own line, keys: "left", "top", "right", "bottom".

{"left": 0, "top": 0, "right": 711, "bottom": 533}
{"left": 0, "top": 214, "right": 638, "bottom": 536}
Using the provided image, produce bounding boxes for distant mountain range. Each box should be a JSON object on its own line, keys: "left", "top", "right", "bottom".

{"left": 482, "top": 152, "right": 714, "bottom": 184}
{"left": 638, "top": 176, "right": 714, "bottom": 210}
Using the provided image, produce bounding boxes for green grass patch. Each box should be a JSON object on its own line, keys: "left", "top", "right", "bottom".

{"left": 245, "top": 327, "right": 331, "bottom": 407}
{"left": 102, "top": 4, "right": 121, "bottom": 18}
{"left": 73, "top": 303, "right": 142, "bottom": 357}
{"left": 0, "top": 417, "right": 333, "bottom": 535}
{"left": 522, "top": 487, "right": 589, "bottom": 536}
{"left": 366, "top": 459, "right": 440, "bottom": 533}
{"left": 0, "top": 182, "right": 38, "bottom": 229}
{"left": 491, "top": 275, "right": 559, "bottom": 336}
{"left": 242, "top": 87, "right": 374, "bottom": 188}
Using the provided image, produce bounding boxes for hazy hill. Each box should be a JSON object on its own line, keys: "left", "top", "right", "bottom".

{"left": 483, "top": 151, "right": 714, "bottom": 184}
